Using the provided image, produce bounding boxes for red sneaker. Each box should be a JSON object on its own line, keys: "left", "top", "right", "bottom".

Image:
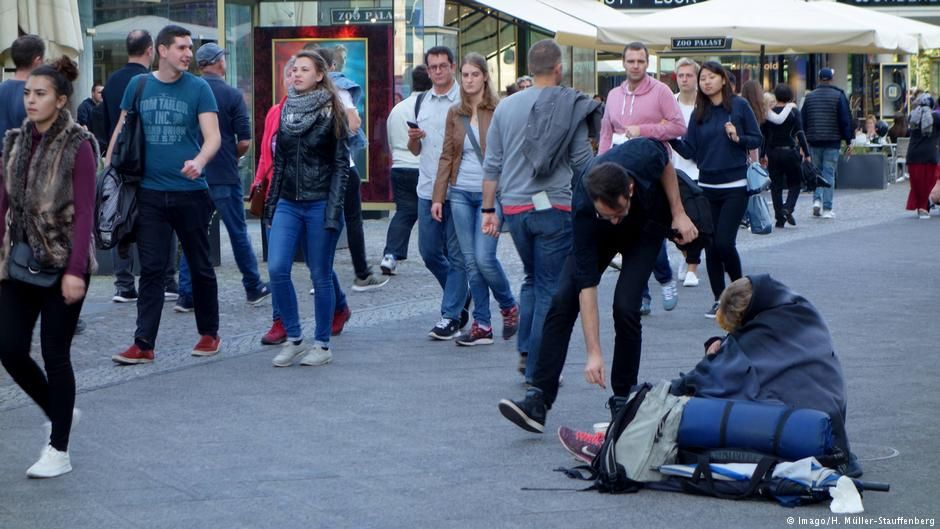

{"left": 557, "top": 426, "right": 604, "bottom": 464}
{"left": 112, "top": 344, "right": 155, "bottom": 365}
{"left": 501, "top": 304, "right": 519, "bottom": 340}
{"left": 331, "top": 305, "right": 352, "bottom": 336}
{"left": 192, "top": 335, "right": 221, "bottom": 357}
{"left": 261, "top": 319, "right": 287, "bottom": 345}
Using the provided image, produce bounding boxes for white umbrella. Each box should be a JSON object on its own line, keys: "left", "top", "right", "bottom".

{"left": 93, "top": 15, "right": 218, "bottom": 43}
{"left": 0, "top": 0, "right": 83, "bottom": 63}
{"left": 596, "top": 0, "right": 919, "bottom": 54}
{"left": 813, "top": 1, "right": 940, "bottom": 51}
{"left": 537, "top": 0, "right": 634, "bottom": 53}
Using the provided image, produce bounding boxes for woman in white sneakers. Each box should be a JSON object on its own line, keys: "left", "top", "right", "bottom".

{"left": 0, "top": 56, "right": 97, "bottom": 478}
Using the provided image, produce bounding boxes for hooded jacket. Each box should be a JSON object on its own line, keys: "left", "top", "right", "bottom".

{"left": 521, "top": 86, "right": 601, "bottom": 180}
{"left": 670, "top": 274, "right": 848, "bottom": 448}
{"left": 599, "top": 75, "right": 686, "bottom": 154}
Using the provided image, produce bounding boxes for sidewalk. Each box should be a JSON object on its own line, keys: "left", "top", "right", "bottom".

{"left": 0, "top": 183, "right": 937, "bottom": 528}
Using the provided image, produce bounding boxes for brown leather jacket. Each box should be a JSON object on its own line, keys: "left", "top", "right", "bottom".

{"left": 432, "top": 105, "right": 493, "bottom": 204}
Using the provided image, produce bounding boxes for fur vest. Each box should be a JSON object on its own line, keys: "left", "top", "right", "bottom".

{"left": 0, "top": 110, "right": 98, "bottom": 279}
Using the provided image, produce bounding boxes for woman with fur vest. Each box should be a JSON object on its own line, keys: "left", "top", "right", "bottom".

{"left": 0, "top": 56, "right": 97, "bottom": 478}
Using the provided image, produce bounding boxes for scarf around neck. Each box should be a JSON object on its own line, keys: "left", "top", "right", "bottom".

{"left": 280, "top": 86, "right": 333, "bottom": 135}
{"left": 909, "top": 94, "right": 935, "bottom": 137}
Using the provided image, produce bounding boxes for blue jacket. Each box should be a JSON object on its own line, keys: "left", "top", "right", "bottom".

{"left": 671, "top": 96, "right": 762, "bottom": 185}
{"left": 202, "top": 74, "right": 252, "bottom": 186}
{"left": 329, "top": 72, "right": 367, "bottom": 154}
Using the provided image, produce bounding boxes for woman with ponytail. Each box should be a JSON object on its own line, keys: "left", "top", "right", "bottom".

{"left": 0, "top": 56, "right": 97, "bottom": 478}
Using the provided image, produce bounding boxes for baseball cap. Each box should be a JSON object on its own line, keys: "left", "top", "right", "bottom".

{"left": 196, "top": 43, "right": 227, "bottom": 67}
{"left": 818, "top": 68, "right": 834, "bottom": 81}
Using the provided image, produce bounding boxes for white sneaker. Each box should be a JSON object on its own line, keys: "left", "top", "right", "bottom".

{"left": 272, "top": 340, "right": 306, "bottom": 367}
{"left": 309, "top": 287, "right": 315, "bottom": 295}
{"left": 812, "top": 199, "right": 822, "bottom": 217}
{"left": 26, "top": 445, "right": 72, "bottom": 478}
{"left": 822, "top": 209, "right": 835, "bottom": 219}
{"left": 683, "top": 271, "right": 699, "bottom": 287}
{"left": 299, "top": 345, "right": 333, "bottom": 366}
{"left": 380, "top": 254, "right": 398, "bottom": 275}
{"left": 661, "top": 279, "right": 678, "bottom": 311}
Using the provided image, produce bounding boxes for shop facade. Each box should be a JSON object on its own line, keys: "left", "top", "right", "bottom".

{"left": 77, "top": 0, "right": 598, "bottom": 208}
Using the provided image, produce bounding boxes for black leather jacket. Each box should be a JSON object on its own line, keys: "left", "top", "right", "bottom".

{"left": 265, "top": 109, "right": 349, "bottom": 230}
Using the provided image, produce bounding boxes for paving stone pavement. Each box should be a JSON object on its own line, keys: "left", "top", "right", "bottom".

{"left": 0, "top": 182, "right": 937, "bottom": 529}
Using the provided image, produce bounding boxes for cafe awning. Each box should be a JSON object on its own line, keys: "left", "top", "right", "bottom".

{"left": 470, "top": 0, "right": 629, "bottom": 53}
{"left": 596, "top": 0, "right": 920, "bottom": 55}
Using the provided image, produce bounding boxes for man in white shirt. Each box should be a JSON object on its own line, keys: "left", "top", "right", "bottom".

{"left": 381, "top": 65, "right": 431, "bottom": 275}
{"left": 407, "top": 47, "right": 469, "bottom": 340}
{"left": 673, "top": 57, "right": 703, "bottom": 287}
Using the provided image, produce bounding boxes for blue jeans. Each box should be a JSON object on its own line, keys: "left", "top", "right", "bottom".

{"left": 383, "top": 167, "right": 419, "bottom": 260}
{"left": 503, "top": 208, "right": 571, "bottom": 380}
{"left": 811, "top": 147, "right": 839, "bottom": 210}
{"left": 418, "top": 198, "right": 468, "bottom": 320}
{"left": 642, "top": 241, "right": 673, "bottom": 301}
{"left": 179, "top": 184, "right": 264, "bottom": 299}
{"left": 448, "top": 189, "right": 516, "bottom": 327}
{"left": 268, "top": 199, "right": 342, "bottom": 345}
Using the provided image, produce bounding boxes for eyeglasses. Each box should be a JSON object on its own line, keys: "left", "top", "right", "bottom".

{"left": 427, "top": 63, "right": 451, "bottom": 72}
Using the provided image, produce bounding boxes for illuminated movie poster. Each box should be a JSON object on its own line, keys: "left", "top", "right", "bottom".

{"left": 272, "top": 38, "right": 369, "bottom": 177}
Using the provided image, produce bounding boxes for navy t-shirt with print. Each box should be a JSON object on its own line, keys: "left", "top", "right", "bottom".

{"left": 120, "top": 72, "right": 218, "bottom": 192}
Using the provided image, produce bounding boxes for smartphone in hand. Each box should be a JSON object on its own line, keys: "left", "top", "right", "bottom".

{"left": 407, "top": 121, "right": 419, "bottom": 129}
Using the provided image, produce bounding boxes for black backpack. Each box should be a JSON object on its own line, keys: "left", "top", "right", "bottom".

{"left": 668, "top": 170, "right": 713, "bottom": 252}
{"left": 94, "top": 165, "right": 139, "bottom": 251}
{"left": 89, "top": 103, "right": 109, "bottom": 154}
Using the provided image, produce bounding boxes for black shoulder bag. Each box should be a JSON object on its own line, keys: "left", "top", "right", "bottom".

{"left": 8, "top": 233, "right": 64, "bottom": 288}
{"left": 110, "top": 76, "right": 148, "bottom": 182}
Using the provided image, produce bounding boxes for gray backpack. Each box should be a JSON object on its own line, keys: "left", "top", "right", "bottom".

{"left": 585, "top": 382, "right": 689, "bottom": 493}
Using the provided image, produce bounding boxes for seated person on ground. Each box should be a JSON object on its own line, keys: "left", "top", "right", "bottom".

{"left": 560, "top": 275, "right": 858, "bottom": 475}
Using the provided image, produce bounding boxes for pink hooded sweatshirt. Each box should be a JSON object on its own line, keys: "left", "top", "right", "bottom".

{"left": 599, "top": 75, "right": 686, "bottom": 154}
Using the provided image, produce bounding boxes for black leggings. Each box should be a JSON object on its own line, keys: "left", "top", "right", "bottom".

{"left": 767, "top": 147, "right": 802, "bottom": 220}
{"left": 703, "top": 186, "right": 748, "bottom": 300}
{"left": 0, "top": 277, "right": 85, "bottom": 451}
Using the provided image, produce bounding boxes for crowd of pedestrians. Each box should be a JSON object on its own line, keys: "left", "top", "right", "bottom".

{"left": 0, "top": 26, "right": 931, "bottom": 481}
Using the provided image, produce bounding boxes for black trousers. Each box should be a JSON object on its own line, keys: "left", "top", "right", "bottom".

{"left": 343, "top": 166, "right": 370, "bottom": 280}
{"left": 383, "top": 167, "right": 419, "bottom": 260}
{"left": 532, "top": 220, "right": 666, "bottom": 407}
{"left": 703, "top": 186, "right": 748, "bottom": 301}
{"left": 135, "top": 189, "right": 218, "bottom": 349}
{"left": 767, "top": 147, "right": 802, "bottom": 220}
{"left": 0, "top": 277, "right": 85, "bottom": 451}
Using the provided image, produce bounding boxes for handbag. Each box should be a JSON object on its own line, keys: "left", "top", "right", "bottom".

{"left": 800, "top": 159, "right": 831, "bottom": 191}
{"left": 7, "top": 241, "right": 64, "bottom": 288}
{"left": 110, "top": 76, "right": 148, "bottom": 182}
{"left": 248, "top": 179, "right": 268, "bottom": 217}
{"left": 746, "top": 162, "right": 770, "bottom": 194}
{"left": 746, "top": 193, "right": 774, "bottom": 235}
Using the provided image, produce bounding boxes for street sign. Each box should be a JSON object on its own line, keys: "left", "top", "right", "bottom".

{"left": 331, "top": 8, "right": 394, "bottom": 25}
{"left": 604, "top": 0, "right": 708, "bottom": 8}
{"left": 671, "top": 37, "right": 732, "bottom": 51}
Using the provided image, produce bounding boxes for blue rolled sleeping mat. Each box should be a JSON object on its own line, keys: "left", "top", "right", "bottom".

{"left": 678, "top": 398, "right": 834, "bottom": 461}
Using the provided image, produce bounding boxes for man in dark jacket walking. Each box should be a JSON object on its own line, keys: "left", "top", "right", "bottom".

{"left": 801, "top": 68, "right": 853, "bottom": 219}
{"left": 173, "top": 43, "right": 269, "bottom": 313}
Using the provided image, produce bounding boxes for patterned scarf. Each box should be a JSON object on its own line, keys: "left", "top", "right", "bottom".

{"left": 280, "top": 86, "right": 333, "bottom": 135}
{"left": 909, "top": 94, "right": 935, "bottom": 137}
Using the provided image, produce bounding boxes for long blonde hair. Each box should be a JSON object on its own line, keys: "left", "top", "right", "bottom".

{"left": 457, "top": 52, "right": 499, "bottom": 117}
